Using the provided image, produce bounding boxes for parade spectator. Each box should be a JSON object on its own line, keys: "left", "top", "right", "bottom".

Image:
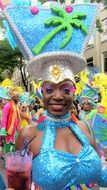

{"left": 0, "top": 89, "right": 21, "bottom": 153}
{"left": 20, "top": 103, "right": 31, "bottom": 128}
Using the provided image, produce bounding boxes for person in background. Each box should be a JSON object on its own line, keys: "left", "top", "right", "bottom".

{"left": 79, "top": 99, "right": 96, "bottom": 122}
{"left": 20, "top": 103, "right": 32, "bottom": 128}
{"left": 0, "top": 173, "right": 6, "bottom": 190}
{"left": 0, "top": 89, "right": 21, "bottom": 153}
{"left": 34, "top": 99, "right": 44, "bottom": 121}
{"left": 0, "top": 88, "right": 11, "bottom": 160}
{"left": 70, "top": 100, "right": 80, "bottom": 120}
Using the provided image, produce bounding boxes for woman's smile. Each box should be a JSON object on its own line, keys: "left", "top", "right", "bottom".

{"left": 49, "top": 104, "right": 66, "bottom": 111}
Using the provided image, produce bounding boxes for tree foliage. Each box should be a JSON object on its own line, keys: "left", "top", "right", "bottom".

{"left": 0, "top": 40, "right": 29, "bottom": 91}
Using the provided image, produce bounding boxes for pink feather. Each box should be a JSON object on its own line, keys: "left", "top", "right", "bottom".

{"left": 0, "top": 0, "right": 8, "bottom": 10}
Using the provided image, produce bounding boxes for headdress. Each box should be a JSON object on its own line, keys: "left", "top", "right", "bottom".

{"left": 0, "top": 78, "right": 14, "bottom": 88}
{"left": 32, "top": 80, "right": 42, "bottom": 100}
{"left": 19, "top": 92, "right": 30, "bottom": 103}
{"left": 9, "top": 86, "right": 23, "bottom": 98}
{"left": 79, "top": 83, "right": 99, "bottom": 105}
{"left": 2, "top": 0, "right": 99, "bottom": 83}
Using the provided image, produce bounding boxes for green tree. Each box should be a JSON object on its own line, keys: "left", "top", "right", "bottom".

{"left": 0, "top": 40, "right": 29, "bottom": 91}
{"left": 103, "top": 0, "right": 107, "bottom": 7}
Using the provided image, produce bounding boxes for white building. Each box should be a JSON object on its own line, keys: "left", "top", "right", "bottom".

{"left": 85, "top": 6, "right": 107, "bottom": 73}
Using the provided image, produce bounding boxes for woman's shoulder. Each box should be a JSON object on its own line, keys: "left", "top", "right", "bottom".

{"left": 76, "top": 120, "right": 96, "bottom": 146}
{"left": 16, "top": 124, "right": 38, "bottom": 150}
{"left": 19, "top": 124, "right": 38, "bottom": 139}
{"left": 76, "top": 120, "right": 92, "bottom": 136}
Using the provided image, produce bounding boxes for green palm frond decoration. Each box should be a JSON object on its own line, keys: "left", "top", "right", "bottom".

{"left": 32, "top": 6, "right": 88, "bottom": 55}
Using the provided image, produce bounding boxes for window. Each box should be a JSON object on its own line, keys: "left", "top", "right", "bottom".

{"left": 86, "top": 57, "right": 99, "bottom": 74}
{"left": 87, "top": 32, "right": 94, "bottom": 47}
{"left": 87, "top": 57, "right": 93, "bottom": 67}
{"left": 101, "top": 18, "right": 107, "bottom": 42}
{"left": 104, "top": 52, "right": 107, "bottom": 72}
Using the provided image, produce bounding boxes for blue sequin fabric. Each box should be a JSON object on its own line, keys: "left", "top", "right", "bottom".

{"left": 32, "top": 112, "right": 102, "bottom": 190}
{"left": 4, "top": 5, "right": 98, "bottom": 60}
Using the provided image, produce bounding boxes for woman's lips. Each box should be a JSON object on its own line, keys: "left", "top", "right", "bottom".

{"left": 50, "top": 104, "right": 65, "bottom": 111}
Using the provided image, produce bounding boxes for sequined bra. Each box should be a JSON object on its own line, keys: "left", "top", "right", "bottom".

{"left": 32, "top": 112, "right": 102, "bottom": 190}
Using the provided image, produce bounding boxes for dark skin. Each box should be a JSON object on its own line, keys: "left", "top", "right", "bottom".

{"left": 82, "top": 102, "right": 93, "bottom": 112}
{"left": 11, "top": 94, "right": 19, "bottom": 104}
{"left": 16, "top": 79, "right": 100, "bottom": 157}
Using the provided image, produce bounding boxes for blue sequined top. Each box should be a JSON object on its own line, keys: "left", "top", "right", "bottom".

{"left": 32, "top": 112, "right": 105, "bottom": 190}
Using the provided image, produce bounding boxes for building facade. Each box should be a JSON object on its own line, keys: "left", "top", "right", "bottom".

{"left": 85, "top": 6, "right": 107, "bottom": 73}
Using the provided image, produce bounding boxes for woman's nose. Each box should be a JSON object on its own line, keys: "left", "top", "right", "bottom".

{"left": 53, "top": 89, "right": 63, "bottom": 99}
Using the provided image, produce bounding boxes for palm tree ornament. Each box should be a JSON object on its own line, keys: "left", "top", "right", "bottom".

{"left": 32, "top": 6, "right": 88, "bottom": 55}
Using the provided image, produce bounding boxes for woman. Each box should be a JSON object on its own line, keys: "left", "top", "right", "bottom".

{"left": 15, "top": 55, "right": 107, "bottom": 190}
{"left": 3, "top": 1, "right": 107, "bottom": 189}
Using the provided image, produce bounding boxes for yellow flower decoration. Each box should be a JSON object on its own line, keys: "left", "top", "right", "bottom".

{"left": 51, "top": 64, "right": 62, "bottom": 80}
{"left": 0, "top": 78, "right": 13, "bottom": 87}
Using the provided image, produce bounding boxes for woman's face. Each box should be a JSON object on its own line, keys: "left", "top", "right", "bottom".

{"left": 42, "top": 80, "right": 75, "bottom": 117}
{"left": 21, "top": 106, "right": 27, "bottom": 112}
{"left": 82, "top": 102, "right": 92, "bottom": 112}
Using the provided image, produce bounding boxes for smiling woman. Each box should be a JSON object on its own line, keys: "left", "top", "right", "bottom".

{"left": 16, "top": 53, "right": 107, "bottom": 189}
{"left": 3, "top": 1, "right": 107, "bottom": 189}
{"left": 42, "top": 80, "right": 75, "bottom": 117}
{"left": 16, "top": 54, "right": 107, "bottom": 190}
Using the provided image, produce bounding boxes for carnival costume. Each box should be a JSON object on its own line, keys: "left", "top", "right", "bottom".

{"left": 0, "top": 98, "right": 21, "bottom": 153}
{"left": 2, "top": 0, "right": 107, "bottom": 189}
{"left": 32, "top": 111, "right": 107, "bottom": 190}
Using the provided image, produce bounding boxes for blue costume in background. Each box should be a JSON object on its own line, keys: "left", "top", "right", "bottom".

{"left": 0, "top": 173, "right": 6, "bottom": 190}
{"left": 32, "top": 112, "right": 107, "bottom": 190}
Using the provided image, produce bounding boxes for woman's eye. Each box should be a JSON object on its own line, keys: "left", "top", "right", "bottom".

{"left": 63, "top": 86, "right": 75, "bottom": 95}
{"left": 63, "top": 88, "right": 71, "bottom": 94}
{"left": 45, "top": 88, "right": 54, "bottom": 94}
{"left": 42, "top": 85, "right": 55, "bottom": 94}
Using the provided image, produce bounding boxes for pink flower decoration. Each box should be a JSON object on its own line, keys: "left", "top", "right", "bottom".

{"left": 30, "top": 6, "right": 39, "bottom": 15}
{"left": 65, "top": 5, "right": 73, "bottom": 13}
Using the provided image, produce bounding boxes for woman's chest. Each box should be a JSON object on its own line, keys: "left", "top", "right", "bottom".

{"left": 30, "top": 127, "right": 84, "bottom": 157}
{"left": 32, "top": 145, "right": 102, "bottom": 189}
